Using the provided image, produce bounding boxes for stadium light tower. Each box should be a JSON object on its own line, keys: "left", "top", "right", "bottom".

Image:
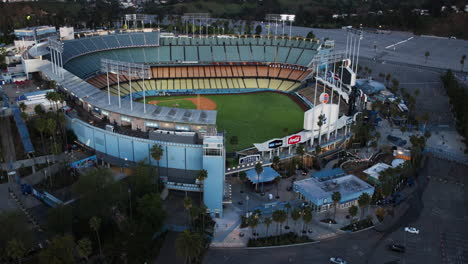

{"left": 266, "top": 14, "right": 295, "bottom": 38}
{"left": 101, "top": 59, "right": 151, "bottom": 112}
{"left": 48, "top": 38, "right": 64, "bottom": 80}
{"left": 182, "top": 13, "right": 210, "bottom": 37}
{"left": 346, "top": 28, "right": 363, "bottom": 73}
{"left": 124, "top": 14, "right": 149, "bottom": 29}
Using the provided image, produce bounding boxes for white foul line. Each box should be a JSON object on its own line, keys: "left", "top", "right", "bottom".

{"left": 385, "top": 37, "right": 414, "bottom": 49}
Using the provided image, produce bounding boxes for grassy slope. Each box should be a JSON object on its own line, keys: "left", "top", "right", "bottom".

{"left": 142, "top": 93, "right": 304, "bottom": 152}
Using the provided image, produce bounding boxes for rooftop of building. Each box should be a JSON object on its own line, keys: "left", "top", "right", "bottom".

{"left": 294, "top": 174, "right": 374, "bottom": 201}
{"left": 312, "top": 168, "right": 346, "bottom": 181}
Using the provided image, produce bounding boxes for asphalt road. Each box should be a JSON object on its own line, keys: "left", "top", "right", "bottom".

{"left": 204, "top": 156, "right": 468, "bottom": 264}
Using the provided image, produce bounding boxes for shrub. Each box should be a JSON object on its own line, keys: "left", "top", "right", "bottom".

{"left": 247, "top": 232, "right": 312, "bottom": 247}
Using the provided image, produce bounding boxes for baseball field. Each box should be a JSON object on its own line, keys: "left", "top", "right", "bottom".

{"left": 140, "top": 92, "right": 305, "bottom": 152}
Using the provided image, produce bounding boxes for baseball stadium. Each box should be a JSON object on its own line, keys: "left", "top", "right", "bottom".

{"left": 28, "top": 29, "right": 359, "bottom": 217}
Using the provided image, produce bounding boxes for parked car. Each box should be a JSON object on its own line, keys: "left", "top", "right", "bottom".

{"left": 389, "top": 244, "right": 406, "bottom": 252}
{"left": 404, "top": 227, "right": 419, "bottom": 234}
{"left": 330, "top": 257, "right": 347, "bottom": 264}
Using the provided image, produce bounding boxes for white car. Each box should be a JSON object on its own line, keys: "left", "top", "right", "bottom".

{"left": 330, "top": 257, "right": 347, "bottom": 264}
{"left": 404, "top": 227, "right": 419, "bottom": 234}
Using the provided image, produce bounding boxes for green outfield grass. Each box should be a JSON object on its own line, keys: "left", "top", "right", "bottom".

{"left": 141, "top": 93, "right": 304, "bottom": 152}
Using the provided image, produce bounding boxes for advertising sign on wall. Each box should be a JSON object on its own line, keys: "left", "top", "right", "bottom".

{"left": 287, "top": 135, "right": 301, "bottom": 145}
{"left": 268, "top": 140, "right": 283, "bottom": 149}
{"left": 239, "top": 154, "right": 261, "bottom": 165}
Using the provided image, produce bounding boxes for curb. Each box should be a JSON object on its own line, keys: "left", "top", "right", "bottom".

{"left": 344, "top": 225, "right": 375, "bottom": 234}
{"left": 245, "top": 240, "right": 321, "bottom": 250}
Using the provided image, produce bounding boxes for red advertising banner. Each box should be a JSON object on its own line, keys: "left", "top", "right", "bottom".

{"left": 287, "top": 135, "right": 301, "bottom": 145}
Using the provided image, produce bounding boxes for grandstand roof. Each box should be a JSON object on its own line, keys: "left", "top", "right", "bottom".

{"left": 40, "top": 64, "right": 216, "bottom": 125}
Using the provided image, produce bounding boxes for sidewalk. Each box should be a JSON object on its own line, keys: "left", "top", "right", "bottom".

{"left": 210, "top": 202, "right": 367, "bottom": 248}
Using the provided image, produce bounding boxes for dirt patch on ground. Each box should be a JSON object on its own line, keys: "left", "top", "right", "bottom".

{"left": 148, "top": 96, "right": 217, "bottom": 110}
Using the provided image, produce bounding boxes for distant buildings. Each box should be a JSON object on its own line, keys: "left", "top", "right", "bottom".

{"left": 13, "top": 26, "right": 57, "bottom": 50}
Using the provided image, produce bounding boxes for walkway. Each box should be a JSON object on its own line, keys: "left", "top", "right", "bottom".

{"left": 11, "top": 106, "right": 34, "bottom": 154}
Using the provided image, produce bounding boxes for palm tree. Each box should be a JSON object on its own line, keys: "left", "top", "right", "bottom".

{"left": 272, "top": 156, "right": 280, "bottom": 170}
{"left": 460, "top": 54, "right": 466, "bottom": 72}
{"left": 263, "top": 217, "right": 272, "bottom": 237}
{"left": 317, "top": 113, "right": 325, "bottom": 144}
{"left": 89, "top": 216, "right": 102, "bottom": 258}
{"left": 291, "top": 208, "right": 301, "bottom": 233}
{"left": 76, "top": 237, "right": 92, "bottom": 262}
{"left": 150, "top": 144, "right": 164, "bottom": 190}
{"left": 239, "top": 171, "right": 246, "bottom": 193}
{"left": 424, "top": 51, "right": 430, "bottom": 63}
{"left": 248, "top": 215, "right": 259, "bottom": 237}
{"left": 274, "top": 176, "right": 281, "bottom": 199}
{"left": 357, "top": 192, "right": 371, "bottom": 220}
{"left": 18, "top": 102, "right": 27, "bottom": 113}
{"left": 272, "top": 210, "right": 287, "bottom": 237}
{"left": 183, "top": 196, "right": 193, "bottom": 228}
{"left": 331, "top": 191, "right": 342, "bottom": 221}
{"left": 385, "top": 73, "right": 391, "bottom": 86}
{"left": 284, "top": 202, "right": 291, "bottom": 229}
{"left": 6, "top": 238, "right": 26, "bottom": 264}
{"left": 196, "top": 169, "right": 208, "bottom": 200}
{"left": 176, "top": 230, "right": 204, "bottom": 264}
{"left": 348, "top": 205, "right": 358, "bottom": 224}
{"left": 254, "top": 162, "right": 263, "bottom": 192}
{"left": 302, "top": 208, "right": 312, "bottom": 233}
{"left": 35, "top": 117, "right": 47, "bottom": 154}
{"left": 295, "top": 145, "right": 305, "bottom": 167}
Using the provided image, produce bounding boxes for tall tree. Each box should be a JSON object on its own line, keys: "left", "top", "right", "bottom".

{"left": 76, "top": 237, "right": 92, "bottom": 262}
{"left": 196, "top": 169, "right": 208, "bottom": 200}
{"left": 263, "top": 217, "right": 272, "bottom": 237}
{"left": 248, "top": 215, "right": 259, "bottom": 237}
{"left": 175, "top": 230, "right": 204, "bottom": 264}
{"left": 461, "top": 54, "right": 466, "bottom": 72}
{"left": 239, "top": 171, "right": 247, "bottom": 193}
{"left": 150, "top": 144, "right": 164, "bottom": 190}
{"left": 424, "top": 51, "right": 430, "bottom": 63}
{"left": 254, "top": 162, "right": 263, "bottom": 192}
{"left": 357, "top": 193, "right": 371, "bottom": 219}
{"left": 46, "top": 204, "right": 73, "bottom": 235}
{"left": 183, "top": 196, "right": 193, "bottom": 227}
{"left": 291, "top": 208, "right": 301, "bottom": 233}
{"left": 255, "top": 25, "right": 262, "bottom": 35}
{"left": 35, "top": 117, "right": 47, "bottom": 154}
{"left": 296, "top": 145, "right": 306, "bottom": 167}
{"left": 348, "top": 205, "right": 358, "bottom": 224}
{"left": 331, "top": 191, "right": 342, "bottom": 221}
{"left": 274, "top": 176, "right": 281, "bottom": 199}
{"left": 6, "top": 238, "right": 26, "bottom": 264}
{"left": 89, "top": 216, "right": 102, "bottom": 258}
{"left": 136, "top": 193, "right": 166, "bottom": 233}
{"left": 39, "top": 235, "right": 76, "bottom": 264}
{"left": 317, "top": 113, "right": 325, "bottom": 144}
{"left": 302, "top": 208, "right": 312, "bottom": 233}
{"left": 272, "top": 210, "right": 287, "bottom": 237}
{"left": 272, "top": 156, "right": 280, "bottom": 170}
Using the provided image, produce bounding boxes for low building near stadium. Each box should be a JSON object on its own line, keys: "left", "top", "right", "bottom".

{"left": 294, "top": 174, "right": 374, "bottom": 211}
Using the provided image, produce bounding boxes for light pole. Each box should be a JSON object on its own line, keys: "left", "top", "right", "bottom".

{"left": 245, "top": 195, "right": 250, "bottom": 216}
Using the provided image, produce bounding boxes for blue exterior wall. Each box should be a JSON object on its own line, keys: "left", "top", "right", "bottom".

{"left": 202, "top": 136, "right": 225, "bottom": 218}
{"left": 68, "top": 117, "right": 204, "bottom": 175}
